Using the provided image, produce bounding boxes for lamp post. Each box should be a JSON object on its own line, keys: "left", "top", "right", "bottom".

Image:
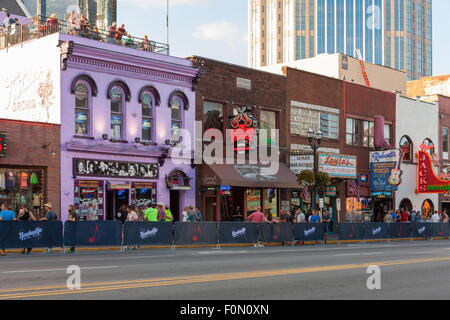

{"left": 307, "top": 128, "right": 322, "bottom": 210}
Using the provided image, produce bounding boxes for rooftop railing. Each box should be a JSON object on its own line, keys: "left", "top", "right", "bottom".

{"left": 0, "top": 15, "right": 169, "bottom": 55}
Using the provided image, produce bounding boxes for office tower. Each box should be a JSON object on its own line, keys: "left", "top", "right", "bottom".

{"left": 249, "top": 0, "right": 432, "bottom": 80}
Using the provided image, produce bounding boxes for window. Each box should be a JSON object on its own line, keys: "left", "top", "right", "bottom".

{"left": 141, "top": 92, "right": 154, "bottom": 141}
{"left": 203, "top": 101, "right": 223, "bottom": 132}
{"left": 291, "top": 105, "right": 338, "bottom": 139}
{"left": 399, "top": 136, "right": 413, "bottom": 161}
{"left": 171, "top": 96, "right": 182, "bottom": 144}
{"left": 75, "top": 82, "right": 90, "bottom": 135}
{"left": 110, "top": 87, "right": 124, "bottom": 140}
{"left": 363, "top": 121, "right": 374, "bottom": 148}
{"left": 443, "top": 128, "right": 449, "bottom": 153}
{"left": 384, "top": 124, "right": 391, "bottom": 145}
{"left": 260, "top": 110, "right": 276, "bottom": 145}
{"left": 346, "top": 118, "right": 361, "bottom": 146}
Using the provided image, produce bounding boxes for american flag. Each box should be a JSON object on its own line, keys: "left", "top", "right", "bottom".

{"left": 300, "top": 185, "right": 310, "bottom": 201}
{"left": 350, "top": 179, "right": 360, "bottom": 202}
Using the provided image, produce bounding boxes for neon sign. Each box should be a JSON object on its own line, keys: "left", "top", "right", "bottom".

{"left": 417, "top": 150, "right": 450, "bottom": 194}
{"left": 229, "top": 106, "right": 256, "bottom": 153}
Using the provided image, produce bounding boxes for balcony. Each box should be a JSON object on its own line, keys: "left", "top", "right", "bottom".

{"left": 0, "top": 15, "right": 169, "bottom": 55}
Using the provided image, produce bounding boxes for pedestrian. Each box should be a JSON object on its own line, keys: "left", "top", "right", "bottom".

{"left": 322, "top": 210, "right": 330, "bottom": 244}
{"left": 156, "top": 202, "right": 166, "bottom": 222}
{"left": 17, "top": 204, "right": 36, "bottom": 255}
{"left": 442, "top": 210, "right": 449, "bottom": 223}
{"left": 296, "top": 209, "right": 305, "bottom": 223}
{"left": 115, "top": 204, "right": 127, "bottom": 224}
{"left": 400, "top": 209, "right": 409, "bottom": 223}
{"left": 384, "top": 211, "right": 393, "bottom": 223}
{"left": 232, "top": 205, "right": 243, "bottom": 221}
{"left": 431, "top": 210, "right": 440, "bottom": 223}
{"left": 164, "top": 204, "right": 173, "bottom": 222}
{"left": 0, "top": 203, "right": 17, "bottom": 256}
{"left": 87, "top": 202, "right": 97, "bottom": 221}
{"left": 410, "top": 210, "right": 417, "bottom": 223}
{"left": 181, "top": 206, "right": 189, "bottom": 222}
{"left": 345, "top": 210, "right": 353, "bottom": 223}
{"left": 107, "top": 22, "right": 117, "bottom": 43}
{"left": 187, "top": 205, "right": 196, "bottom": 222}
{"left": 309, "top": 210, "right": 321, "bottom": 223}
{"left": 144, "top": 204, "right": 158, "bottom": 222}
{"left": 67, "top": 205, "right": 78, "bottom": 253}
{"left": 195, "top": 207, "right": 202, "bottom": 221}
{"left": 40, "top": 203, "right": 58, "bottom": 254}
{"left": 246, "top": 207, "right": 268, "bottom": 247}
{"left": 124, "top": 205, "right": 139, "bottom": 250}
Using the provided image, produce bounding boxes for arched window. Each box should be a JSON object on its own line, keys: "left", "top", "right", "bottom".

{"left": 422, "top": 199, "right": 434, "bottom": 218}
{"left": 399, "top": 136, "right": 413, "bottom": 161}
{"left": 170, "top": 96, "right": 182, "bottom": 143}
{"left": 423, "top": 138, "right": 435, "bottom": 156}
{"left": 141, "top": 92, "right": 154, "bottom": 141}
{"left": 399, "top": 198, "right": 413, "bottom": 212}
{"left": 110, "top": 87, "right": 124, "bottom": 140}
{"left": 75, "top": 82, "right": 90, "bottom": 135}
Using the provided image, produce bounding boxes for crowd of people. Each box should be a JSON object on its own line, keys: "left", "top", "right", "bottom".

{"left": 380, "top": 208, "right": 449, "bottom": 224}
{"left": 1, "top": 11, "right": 156, "bottom": 52}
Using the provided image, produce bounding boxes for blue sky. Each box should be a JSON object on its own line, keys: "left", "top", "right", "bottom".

{"left": 118, "top": 0, "right": 449, "bottom": 75}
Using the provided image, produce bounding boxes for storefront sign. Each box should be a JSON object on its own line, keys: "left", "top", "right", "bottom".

{"left": 0, "top": 132, "right": 6, "bottom": 158}
{"left": 372, "top": 192, "right": 392, "bottom": 198}
{"left": 74, "top": 159, "right": 159, "bottom": 179}
{"left": 229, "top": 106, "right": 256, "bottom": 153}
{"left": 360, "top": 174, "right": 368, "bottom": 183}
{"left": 235, "top": 165, "right": 276, "bottom": 181}
{"left": 418, "top": 150, "right": 450, "bottom": 193}
{"left": 131, "top": 182, "right": 157, "bottom": 208}
{"left": 326, "top": 186, "right": 337, "bottom": 197}
{"left": 318, "top": 153, "right": 357, "bottom": 178}
{"left": 289, "top": 154, "right": 314, "bottom": 174}
{"left": 74, "top": 180, "right": 104, "bottom": 219}
{"left": 370, "top": 150, "right": 402, "bottom": 192}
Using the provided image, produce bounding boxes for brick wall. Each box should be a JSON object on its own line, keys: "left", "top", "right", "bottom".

{"left": 0, "top": 119, "right": 61, "bottom": 217}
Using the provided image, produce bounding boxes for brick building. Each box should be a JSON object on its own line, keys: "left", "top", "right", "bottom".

{"left": 0, "top": 120, "right": 60, "bottom": 218}
{"left": 189, "top": 56, "right": 299, "bottom": 221}
{"left": 437, "top": 95, "right": 450, "bottom": 212}
{"left": 284, "top": 67, "right": 396, "bottom": 229}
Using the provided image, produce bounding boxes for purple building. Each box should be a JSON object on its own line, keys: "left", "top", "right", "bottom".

{"left": 1, "top": 25, "right": 199, "bottom": 221}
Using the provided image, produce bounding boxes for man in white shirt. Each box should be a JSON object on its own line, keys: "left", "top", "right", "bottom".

{"left": 431, "top": 211, "right": 440, "bottom": 223}
{"left": 296, "top": 209, "right": 305, "bottom": 223}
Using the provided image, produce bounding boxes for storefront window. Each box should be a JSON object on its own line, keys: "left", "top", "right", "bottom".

{"left": 263, "top": 188, "right": 277, "bottom": 216}
{"left": 346, "top": 118, "right": 361, "bottom": 146}
{"left": 74, "top": 181, "right": 103, "bottom": 220}
{"left": 422, "top": 199, "right": 434, "bottom": 217}
{"left": 0, "top": 168, "right": 44, "bottom": 216}
{"left": 75, "top": 83, "right": 89, "bottom": 136}
{"left": 132, "top": 183, "right": 157, "bottom": 208}
{"left": 110, "top": 87, "right": 124, "bottom": 140}
{"left": 260, "top": 110, "right": 276, "bottom": 145}
{"left": 363, "top": 121, "right": 374, "bottom": 148}
{"left": 290, "top": 105, "right": 338, "bottom": 139}
{"left": 142, "top": 92, "right": 153, "bottom": 141}
{"left": 384, "top": 124, "right": 391, "bottom": 145}
{"left": 247, "top": 189, "right": 261, "bottom": 213}
{"left": 399, "top": 136, "right": 413, "bottom": 161}
{"left": 203, "top": 101, "right": 223, "bottom": 132}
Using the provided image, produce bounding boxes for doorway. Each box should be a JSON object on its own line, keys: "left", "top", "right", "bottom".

{"left": 105, "top": 189, "right": 129, "bottom": 221}
{"left": 170, "top": 190, "right": 180, "bottom": 221}
{"left": 205, "top": 197, "right": 216, "bottom": 221}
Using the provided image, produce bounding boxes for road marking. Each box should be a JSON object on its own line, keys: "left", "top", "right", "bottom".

{"left": 195, "top": 250, "right": 249, "bottom": 255}
{"left": 2, "top": 256, "right": 450, "bottom": 299}
{"left": 2, "top": 266, "right": 118, "bottom": 274}
{"left": 333, "top": 252, "right": 382, "bottom": 257}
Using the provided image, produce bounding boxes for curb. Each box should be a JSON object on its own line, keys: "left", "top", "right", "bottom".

{"left": 3, "top": 237, "right": 448, "bottom": 254}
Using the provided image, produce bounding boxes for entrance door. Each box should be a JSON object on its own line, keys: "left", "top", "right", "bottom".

{"left": 106, "top": 190, "right": 115, "bottom": 221}
{"left": 170, "top": 190, "right": 180, "bottom": 221}
{"left": 106, "top": 189, "right": 129, "bottom": 221}
{"left": 205, "top": 197, "right": 216, "bottom": 221}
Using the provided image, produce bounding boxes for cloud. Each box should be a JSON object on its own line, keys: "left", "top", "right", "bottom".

{"left": 120, "top": 0, "right": 210, "bottom": 8}
{"left": 192, "top": 20, "right": 247, "bottom": 49}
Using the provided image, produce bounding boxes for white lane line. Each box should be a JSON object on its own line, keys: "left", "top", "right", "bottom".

{"left": 334, "top": 252, "right": 382, "bottom": 257}
{"left": 195, "top": 251, "right": 249, "bottom": 255}
{"left": 3, "top": 266, "right": 118, "bottom": 274}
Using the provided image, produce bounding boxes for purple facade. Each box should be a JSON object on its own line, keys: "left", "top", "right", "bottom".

{"left": 58, "top": 33, "right": 198, "bottom": 221}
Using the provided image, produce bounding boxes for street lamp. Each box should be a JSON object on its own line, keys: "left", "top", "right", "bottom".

{"left": 307, "top": 128, "right": 322, "bottom": 210}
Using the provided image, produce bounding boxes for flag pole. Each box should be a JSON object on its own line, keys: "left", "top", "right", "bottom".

{"left": 166, "top": 0, "right": 169, "bottom": 55}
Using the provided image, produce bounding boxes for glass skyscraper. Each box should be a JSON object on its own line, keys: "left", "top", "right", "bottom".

{"left": 21, "top": 0, "right": 117, "bottom": 31}
{"left": 249, "top": 0, "right": 432, "bottom": 80}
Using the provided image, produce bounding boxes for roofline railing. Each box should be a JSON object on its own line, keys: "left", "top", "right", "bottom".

{"left": 0, "top": 15, "right": 169, "bottom": 55}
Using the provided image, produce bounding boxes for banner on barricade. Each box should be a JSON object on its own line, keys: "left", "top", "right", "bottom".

{"left": 124, "top": 222, "right": 173, "bottom": 245}
{"left": 174, "top": 222, "right": 218, "bottom": 245}
{"left": 218, "top": 222, "right": 258, "bottom": 244}
{"left": 410, "top": 223, "right": 432, "bottom": 238}
{"left": 0, "top": 221, "right": 63, "bottom": 249}
{"left": 363, "top": 223, "right": 389, "bottom": 240}
{"left": 63, "top": 221, "right": 122, "bottom": 246}
{"left": 338, "top": 223, "right": 364, "bottom": 241}
{"left": 388, "top": 223, "right": 412, "bottom": 239}
{"left": 431, "top": 223, "right": 450, "bottom": 238}
{"left": 258, "top": 223, "right": 293, "bottom": 243}
{"left": 293, "top": 223, "right": 324, "bottom": 241}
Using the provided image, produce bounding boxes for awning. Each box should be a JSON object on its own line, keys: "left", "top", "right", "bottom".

{"left": 200, "top": 163, "right": 300, "bottom": 189}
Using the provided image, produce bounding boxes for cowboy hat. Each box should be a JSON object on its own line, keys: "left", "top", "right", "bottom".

{"left": 44, "top": 203, "right": 52, "bottom": 209}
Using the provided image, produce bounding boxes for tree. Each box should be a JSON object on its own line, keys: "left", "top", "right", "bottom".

{"left": 297, "top": 170, "right": 330, "bottom": 192}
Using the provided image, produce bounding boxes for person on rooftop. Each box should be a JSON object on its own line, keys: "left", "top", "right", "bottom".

{"left": 123, "top": 33, "right": 133, "bottom": 47}
{"left": 107, "top": 22, "right": 117, "bottom": 43}
{"left": 117, "top": 23, "right": 126, "bottom": 40}
{"left": 141, "top": 35, "right": 150, "bottom": 51}
{"left": 46, "top": 13, "right": 59, "bottom": 34}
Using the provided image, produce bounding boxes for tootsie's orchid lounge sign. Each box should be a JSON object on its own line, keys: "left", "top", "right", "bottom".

{"left": 318, "top": 153, "right": 357, "bottom": 178}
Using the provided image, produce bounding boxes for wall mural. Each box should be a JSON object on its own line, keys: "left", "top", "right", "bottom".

{"left": 74, "top": 159, "right": 159, "bottom": 179}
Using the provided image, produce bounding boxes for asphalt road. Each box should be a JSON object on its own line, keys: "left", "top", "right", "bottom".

{"left": 1, "top": 240, "right": 450, "bottom": 300}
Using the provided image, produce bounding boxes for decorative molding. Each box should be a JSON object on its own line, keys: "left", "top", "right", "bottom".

{"left": 138, "top": 86, "right": 161, "bottom": 106}
{"left": 107, "top": 80, "right": 131, "bottom": 102}
{"left": 71, "top": 74, "right": 98, "bottom": 97}
{"left": 168, "top": 90, "right": 189, "bottom": 110}
{"left": 60, "top": 40, "right": 74, "bottom": 71}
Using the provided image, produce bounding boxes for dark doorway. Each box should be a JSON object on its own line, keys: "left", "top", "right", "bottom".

{"left": 106, "top": 190, "right": 115, "bottom": 221}
{"left": 105, "top": 189, "right": 129, "bottom": 221}
{"left": 170, "top": 190, "right": 180, "bottom": 221}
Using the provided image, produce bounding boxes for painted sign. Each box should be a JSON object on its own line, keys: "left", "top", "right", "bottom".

{"left": 417, "top": 150, "right": 450, "bottom": 193}
{"left": 326, "top": 186, "right": 337, "bottom": 197}
{"left": 369, "top": 150, "right": 402, "bottom": 192}
{"left": 289, "top": 154, "right": 314, "bottom": 174}
{"left": 74, "top": 159, "right": 159, "bottom": 179}
{"left": 318, "top": 153, "right": 357, "bottom": 178}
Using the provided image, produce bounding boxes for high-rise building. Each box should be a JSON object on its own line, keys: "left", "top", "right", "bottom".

{"left": 19, "top": 0, "right": 116, "bottom": 31}
{"left": 249, "top": 0, "right": 432, "bottom": 80}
